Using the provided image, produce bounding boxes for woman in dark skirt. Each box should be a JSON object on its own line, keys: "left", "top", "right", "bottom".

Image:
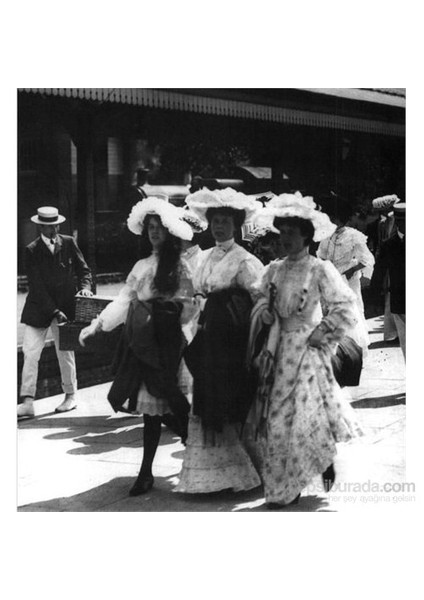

{"left": 79, "top": 197, "right": 197, "bottom": 496}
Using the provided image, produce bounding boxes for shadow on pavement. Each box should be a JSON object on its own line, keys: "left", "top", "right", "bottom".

{"left": 18, "top": 471, "right": 335, "bottom": 513}
{"left": 67, "top": 428, "right": 181, "bottom": 455}
{"left": 368, "top": 339, "right": 400, "bottom": 350}
{"left": 351, "top": 393, "right": 406, "bottom": 409}
{"left": 18, "top": 476, "right": 153, "bottom": 512}
{"left": 17, "top": 414, "right": 142, "bottom": 431}
{"left": 18, "top": 476, "right": 266, "bottom": 512}
{"left": 368, "top": 325, "right": 384, "bottom": 335}
{"left": 17, "top": 414, "right": 182, "bottom": 455}
{"left": 233, "top": 492, "right": 332, "bottom": 512}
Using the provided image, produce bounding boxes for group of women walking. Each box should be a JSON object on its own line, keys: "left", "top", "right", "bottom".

{"left": 79, "top": 187, "right": 364, "bottom": 509}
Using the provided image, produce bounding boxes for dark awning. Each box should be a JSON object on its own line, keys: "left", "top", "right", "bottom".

{"left": 300, "top": 88, "right": 405, "bottom": 108}
{"left": 18, "top": 88, "right": 405, "bottom": 137}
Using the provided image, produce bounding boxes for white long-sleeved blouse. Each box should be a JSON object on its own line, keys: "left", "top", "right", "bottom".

{"left": 194, "top": 240, "right": 264, "bottom": 299}
{"left": 317, "top": 226, "right": 375, "bottom": 280}
{"left": 98, "top": 253, "right": 195, "bottom": 332}
{"left": 258, "top": 253, "right": 357, "bottom": 341}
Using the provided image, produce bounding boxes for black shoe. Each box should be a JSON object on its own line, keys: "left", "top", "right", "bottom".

{"left": 129, "top": 474, "right": 154, "bottom": 497}
{"left": 322, "top": 463, "right": 336, "bottom": 492}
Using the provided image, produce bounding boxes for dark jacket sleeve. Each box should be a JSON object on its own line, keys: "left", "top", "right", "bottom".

{"left": 25, "top": 245, "right": 58, "bottom": 320}
{"left": 71, "top": 238, "right": 92, "bottom": 291}
{"left": 369, "top": 241, "right": 389, "bottom": 300}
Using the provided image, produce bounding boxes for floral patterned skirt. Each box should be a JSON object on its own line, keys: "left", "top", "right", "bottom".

{"left": 175, "top": 415, "right": 261, "bottom": 493}
{"left": 261, "top": 330, "right": 361, "bottom": 505}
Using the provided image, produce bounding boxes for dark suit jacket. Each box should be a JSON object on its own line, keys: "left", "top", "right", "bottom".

{"left": 21, "top": 234, "right": 92, "bottom": 328}
{"left": 370, "top": 233, "right": 405, "bottom": 315}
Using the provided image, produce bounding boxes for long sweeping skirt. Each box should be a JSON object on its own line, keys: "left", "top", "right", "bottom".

{"left": 261, "top": 328, "right": 361, "bottom": 505}
{"left": 175, "top": 415, "right": 261, "bottom": 493}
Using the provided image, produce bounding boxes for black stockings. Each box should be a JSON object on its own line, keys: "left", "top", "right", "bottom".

{"left": 138, "top": 414, "right": 162, "bottom": 478}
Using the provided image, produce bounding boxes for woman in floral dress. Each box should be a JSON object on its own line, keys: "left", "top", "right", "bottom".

{"left": 175, "top": 188, "right": 264, "bottom": 494}
{"left": 79, "top": 197, "right": 197, "bottom": 497}
{"left": 317, "top": 195, "right": 375, "bottom": 355}
{"left": 251, "top": 193, "right": 361, "bottom": 508}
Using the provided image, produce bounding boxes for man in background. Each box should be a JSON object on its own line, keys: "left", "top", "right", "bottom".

{"left": 18, "top": 206, "right": 93, "bottom": 418}
{"left": 369, "top": 203, "right": 405, "bottom": 359}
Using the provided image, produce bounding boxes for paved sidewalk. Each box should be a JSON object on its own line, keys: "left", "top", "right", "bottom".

{"left": 17, "top": 316, "right": 407, "bottom": 512}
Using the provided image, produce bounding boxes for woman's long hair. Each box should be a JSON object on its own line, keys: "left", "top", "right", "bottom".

{"left": 139, "top": 214, "right": 183, "bottom": 295}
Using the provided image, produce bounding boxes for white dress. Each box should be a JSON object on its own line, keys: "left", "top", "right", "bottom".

{"left": 317, "top": 226, "right": 375, "bottom": 353}
{"left": 175, "top": 240, "right": 265, "bottom": 493}
{"left": 99, "top": 252, "right": 196, "bottom": 415}
{"left": 253, "top": 252, "right": 361, "bottom": 505}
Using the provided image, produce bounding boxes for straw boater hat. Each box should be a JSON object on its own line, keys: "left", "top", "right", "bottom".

{"left": 372, "top": 194, "right": 400, "bottom": 210}
{"left": 258, "top": 191, "right": 337, "bottom": 242}
{"left": 393, "top": 202, "right": 406, "bottom": 216}
{"left": 127, "top": 197, "right": 193, "bottom": 241}
{"left": 31, "top": 206, "right": 66, "bottom": 225}
{"left": 185, "top": 187, "right": 259, "bottom": 224}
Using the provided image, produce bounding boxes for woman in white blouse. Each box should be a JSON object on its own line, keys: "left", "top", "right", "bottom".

{"left": 79, "top": 198, "right": 196, "bottom": 497}
{"left": 175, "top": 188, "right": 264, "bottom": 494}
{"left": 249, "top": 193, "right": 361, "bottom": 508}
{"left": 317, "top": 194, "right": 375, "bottom": 355}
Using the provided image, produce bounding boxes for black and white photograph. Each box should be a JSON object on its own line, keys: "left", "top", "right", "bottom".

{"left": 16, "top": 87, "right": 407, "bottom": 512}
{"left": 5, "top": 3, "right": 422, "bottom": 598}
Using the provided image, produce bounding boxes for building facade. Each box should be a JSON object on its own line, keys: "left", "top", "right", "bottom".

{"left": 17, "top": 88, "right": 405, "bottom": 276}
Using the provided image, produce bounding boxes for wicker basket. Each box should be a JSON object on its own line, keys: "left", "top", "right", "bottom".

{"left": 75, "top": 295, "right": 114, "bottom": 323}
{"left": 58, "top": 322, "right": 122, "bottom": 352}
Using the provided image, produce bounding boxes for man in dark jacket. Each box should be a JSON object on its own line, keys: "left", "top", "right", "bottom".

{"left": 18, "top": 206, "right": 93, "bottom": 418}
{"left": 367, "top": 194, "right": 400, "bottom": 342}
{"left": 369, "top": 203, "right": 405, "bottom": 359}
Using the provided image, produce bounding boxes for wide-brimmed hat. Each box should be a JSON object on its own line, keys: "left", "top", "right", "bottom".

{"left": 185, "top": 187, "right": 258, "bottom": 224}
{"left": 372, "top": 194, "right": 400, "bottom": 210}
{"left": 258, "top": 192, "right": 337, "bottom": 242}
{"left": 127, "top": 197, "right": 193, "bottom": 240}
{"left": 31, "top": 206, "right": 66, "bottom": 225}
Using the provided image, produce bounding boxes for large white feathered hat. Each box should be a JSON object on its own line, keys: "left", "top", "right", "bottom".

{"left": 372, "top": 194, "right": 400, "bottom": 210}
{"left": 127, "top": 197, "right": 193, "bottom": 240}
{"left": 185, "top": 187, "right": 258, "bottom": 223}
{"left": 258, "top": 191, "right": 336, "bottom": 242}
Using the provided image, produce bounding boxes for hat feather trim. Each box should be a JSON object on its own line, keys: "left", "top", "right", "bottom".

{"left": 127, "top": 197, "right": 193, "bottom": 240}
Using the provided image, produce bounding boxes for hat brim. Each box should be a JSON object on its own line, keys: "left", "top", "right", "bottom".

{"left": 267, "top": 206, "right": 337, "bottom": 242}
{"left": 31, "top": 215, "right": 66, "bottom": 225}
{"left": 186, "top": 188, "right": 258, "bottom": 224}
{"left": 127, "top": 198, "right": 193, "bottom": 241}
